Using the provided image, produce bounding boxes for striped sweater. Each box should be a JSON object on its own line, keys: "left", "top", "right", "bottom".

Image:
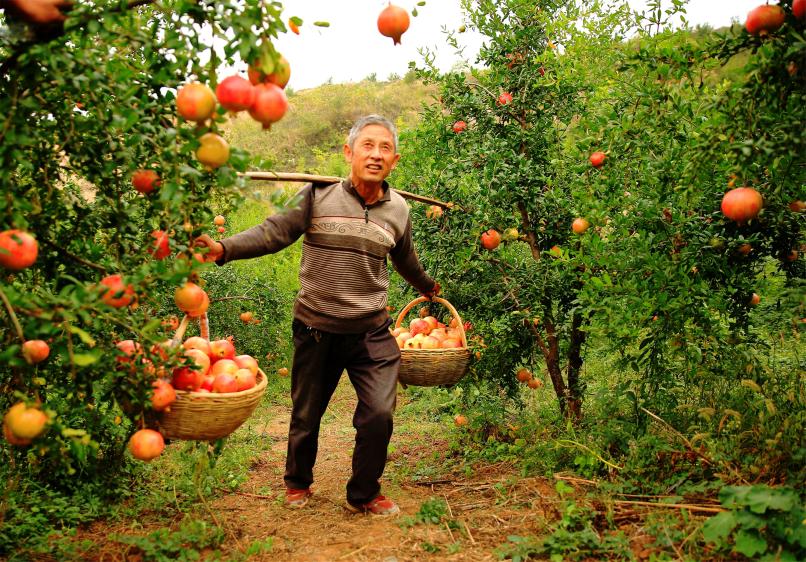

{"left": 217, "top": 179, "right": 435, "bottom": 333}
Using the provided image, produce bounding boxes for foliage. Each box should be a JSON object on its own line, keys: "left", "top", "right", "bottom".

{"left": 111, "top": 519, "right": 226, "bottom": 561}
{"left": 702, "top": 485, "right": 806, "bottom": 561}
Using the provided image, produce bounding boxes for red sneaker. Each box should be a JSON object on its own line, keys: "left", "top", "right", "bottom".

{"left": 347, "top": 495, "right": 400, "bottom": 516}
{"left": 285, "top": 488, "right": 312, "bottom": 508}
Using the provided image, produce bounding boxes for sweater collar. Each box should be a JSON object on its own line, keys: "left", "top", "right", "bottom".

{"left": 342, "top": 177, "right": 391, "bottom": 206}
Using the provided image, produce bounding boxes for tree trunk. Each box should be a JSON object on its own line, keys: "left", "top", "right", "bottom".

{"left": 565, "top": 311, "right": 587, "bottom": 421}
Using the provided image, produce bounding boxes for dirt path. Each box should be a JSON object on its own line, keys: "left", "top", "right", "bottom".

{"left": 206, "top": 378, "right": 562, "bottom": 561}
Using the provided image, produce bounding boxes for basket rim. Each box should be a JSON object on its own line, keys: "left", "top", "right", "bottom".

{"left": 394, "top": 296, "right": 468, "bottom": 348}
{"left": 173, "top": 368, "right": 268, "bottom": 398}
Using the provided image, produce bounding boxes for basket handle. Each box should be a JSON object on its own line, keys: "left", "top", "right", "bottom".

{"left": 170, "top": 312, "right": 210, "bottom": 346}
{"left": 394, "top": 296, "right": 468, "bottom": 348}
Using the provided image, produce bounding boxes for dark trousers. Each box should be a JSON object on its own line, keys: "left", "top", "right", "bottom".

{"left": 284, "top": 318, "right": 401, "bottom": 505}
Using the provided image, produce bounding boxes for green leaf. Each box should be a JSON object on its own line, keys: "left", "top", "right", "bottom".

{"left": 734, "top": 530, "right": 767, "bottom": 558}
{"left": 72, "top": 352, "right": 100, "bottom": 367}
{"left": 702, "top": 512, "right": 736, "bottom": 545}
{"left": 313, "top": 21, "right": 330, "bottom": 27}
{"left": 67, "top": 324, "right": 96, "bottom": 347}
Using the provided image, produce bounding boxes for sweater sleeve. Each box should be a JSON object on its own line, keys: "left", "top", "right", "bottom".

{"left": 217, "top": 184, "right": 312, "bottom": 264}
{"left": 389, "top": 216, "right": 436, "bottom": 294}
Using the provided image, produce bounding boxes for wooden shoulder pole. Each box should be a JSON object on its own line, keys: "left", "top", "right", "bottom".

{"left": 240, "top": 171, "right": 456, "bottom": 209}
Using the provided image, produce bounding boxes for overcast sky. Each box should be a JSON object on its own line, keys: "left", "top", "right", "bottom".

{"left": 270, "top": 1, "right": 763, "bottom": 91}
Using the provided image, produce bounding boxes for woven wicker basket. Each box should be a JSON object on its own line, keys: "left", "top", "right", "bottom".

{"left": 395, "top": 296, "right": 471, "bottom": 387}
{"left": 157, "top": 314, "right": 268, "bottom": 441}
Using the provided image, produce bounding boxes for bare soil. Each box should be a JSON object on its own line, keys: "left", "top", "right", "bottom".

{"left": 69, "top": 378, "right": 658, "bottom": 561}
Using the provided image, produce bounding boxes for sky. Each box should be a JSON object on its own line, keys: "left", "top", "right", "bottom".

{"left": 270, "top": 0, "right": 764, "bottom": 91}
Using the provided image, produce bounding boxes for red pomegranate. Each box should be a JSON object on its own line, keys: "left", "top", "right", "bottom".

{"left": 150, "top": 380, "right": 176, "bottom": 412}
{"left": 453, "top": 120, "right": 467, "bottom": 133}
{"left": 176, "top": 83, "right": 216, "bottom": 122}
{"left": 249, "top": 83, "right": 288, "bottom": 129}
{"left": 22, "top": 340, "right": 50, "bottom": 364}
{"left": 0, "top": 230, "right": 38, "bottom": 270}
{"left": 721, "top": 187, "right": 763, "bottom": 223}
{"left": 745, "top": 4, "right": 785, "bottom": 35}
{"left": 248, "top": 55, "right": 291, "bottom": 89}
{"left": 99, "top": 274, "right": 136, "bottom": 308}
{"left": 128, "top": 429, "right": 165, "bottom": 462}
{"left": 589, "top": 151, "right": 606, "bottom": 168}
{"left": 149, "top": 230, "right": 170, "bottom": 260}
{"left": 216, "top": 75, "right": 255, "bottom": 113}
{"left": 377, "top": 3, "right": 410, "bottom": 45}
{"left": 132, "top": 169, "right": 160, "bottom": 194}
{"left": 795, "top": 0, "right": 805, "bottom": 20}
{"left": 497, "top": 91, "right": 513, "bottom": 105}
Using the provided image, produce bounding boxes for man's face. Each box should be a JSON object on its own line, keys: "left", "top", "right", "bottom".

{"left": 343, "top": 124, "right": 401, "bottom": 187}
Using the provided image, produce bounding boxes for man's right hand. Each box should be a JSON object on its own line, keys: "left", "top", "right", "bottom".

{"left": 6, "top": 0, "right": 71, "bottom": 25}
{"left": 194, "top": 234, "right": 224, "bottom": 263}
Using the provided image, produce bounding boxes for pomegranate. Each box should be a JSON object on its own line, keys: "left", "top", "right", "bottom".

{"left": 149, "top": 230, "right": 170, "bottom": 260}
{"left": 186, "top": 291, "right": 209, "bottom": 318}
{"left": 452, "top": 120, "right": 467, "bottom": 133}
{"left": 239, "top": 311, "right": 254, "bottom": 323}
{"left": 209, "top": 339, "right": 236, "bottom": 361}
{"left": 745, "top": 4, "right": 785, "bottom": 35}
{"left": 516, "top": 368, "right": 532, "bottom": 383}
{"left": 234, "top": 354, "right": 259, "bottom": 375}
{"left": 234, "top": 368, "right": 257, "bottom": 391}
{"left": 150, "top": 380, "right": 176, "bottom": 412}
{"left": 749, "top": 292, "right": 761, "bottom": 306}
{"left": 0, "top": 229, "right": 38, "bottom": 270}
{"left": 99, "top": 274, "right": 135, "bottom": 308}
{"left": 212, "top": 373, "right": 238, "bottom": 393}
{"left": 215, "top": 75, "right": 255, "bottom": 113}
{"left": 248, "top": 83, "right": 288, "bottom": 129}
{"left": 789, "top": 200, "right": 806, "bottom": 213}
{"left": 132, "top": 169, "right": 160, "bottom": 194}
{"left": 426, "top": 205, "right": 443, "bottom": 219}
{"left": 795, "top": 0, "right": 805, "bottom": 20}
{"left": 217, "top": 226, "right": 225, "bottom": 234}
{"left": 176, "top": 83, "right": 216, "bottom": 122}
{"left": 3, "top": 422, "right": 31, "bottom": 446}
{"left": 454, "top": 414, "right": 468, "bottom": 426}
{"left": 497, "top": 91, "right": 513, "bottom": 105}
{"left": 172, "top": 348, "right": 210, "bottom": 390}
{"left": 248, "top": 55, "right": 291, "bottom": 89}
{"left": 527, "top": 378, "right": 543, "bottom": 389}
{"left": 183, "top": 336, "right": 210, "bottom": 355}
{"left": 174, "top": 282, "right": 206, "bottom": 313}
{"left": 213, "top": 215, "right": 226, "bottom": 226}
{"left": 128, "top": 429, "right": 165, "bottom": 462}
{"left": 572, "top": 218, "right": 590, "bottom": 234}
{"left": 721, "top": 187, "right": 763, "bottom": 223}
{"left": 22, "top": 340, "right": 50, "bottom": 364}
{"left": 589, "top": 151, "right": 606, "bottom": 168}
{"left": 4, "top": 402, "right": 48, "bottom": 440}
{"left": 196, "top": 132, "right": 230, "bottom": 170}
{"left": 377, "top": 3, "right": 410, "bottom": 45}
{"left": 480, "top": 229, "right": 501, "bottom": 250}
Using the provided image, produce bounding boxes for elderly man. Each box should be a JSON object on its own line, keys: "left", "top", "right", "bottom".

{"left": 196, "top": 114, "right": 439, "bottom": 515}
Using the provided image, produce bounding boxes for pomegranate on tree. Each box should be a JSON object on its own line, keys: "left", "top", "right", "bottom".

{"left": 128, "top": 429, "right": 165, "bottom": 462}
{"left": 149, "top": 230, "right": 170, "bottom": 260}
{"left": 745, "top": 4, "right": 785, "bottom": 35}
{"left": 0, "top": 229, "right": 38, "bottom": 270}
{"left": 377, "top": 3, "right": 410, "bottom": 45}
{"left": 480, "top": 229, "right": 501, "bottom": 250}
{"left": 174, "top": 282, "right": 206, "bottom": 313}
{"left": 22, "top": 340, "right": 50, "bottom": 364}
{"left": 196, "top": 132, "right": 230, "bottom": 170}
{"left": 176, "top": 83, "right": 216, "bottom": 122}
{"left": 99, "top": 274, "right": 136, "bottom": 308}
{"left": 213, "top": 215, "right": 226, "bottom": 226}
{"left": 249, "top": 83, "right": 289, "bottom": 129}
{"left": 721, "top": 187, "right": 763, "bottom": 223}
{"left": 452, "top": 120, "right": 467, "bottom": 133}
{"left": 589, "top": 151, "right": 606, "bottom": 168}
{"left": 497, "top": 91, "right": 513, "bottom": 105}
{"left": 131, "top": 169, "right": 160, "bottom": 195}
{"left": 248, "top": 55, "right": 292, "bottom": 89}
{"left": 150, "top": 380, "right": 176, "bottom": 412}
{"left": 215, "top": 75, "right": 255, "bottom": 113}
{"left": 572, "top": 217, "right": 590, "bottom": 234}
{"left": 795, "top": 0, "right": 805, "bottom": 20}
{"left": 4, "top": 402, "right": 48, "bottom": 440}
{"left": 186, "top": 291, "right": 210, "bottom": 318}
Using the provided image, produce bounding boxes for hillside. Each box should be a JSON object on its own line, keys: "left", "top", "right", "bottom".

{"left": 224, "top": 76, "right": 438, "bottom": 177}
